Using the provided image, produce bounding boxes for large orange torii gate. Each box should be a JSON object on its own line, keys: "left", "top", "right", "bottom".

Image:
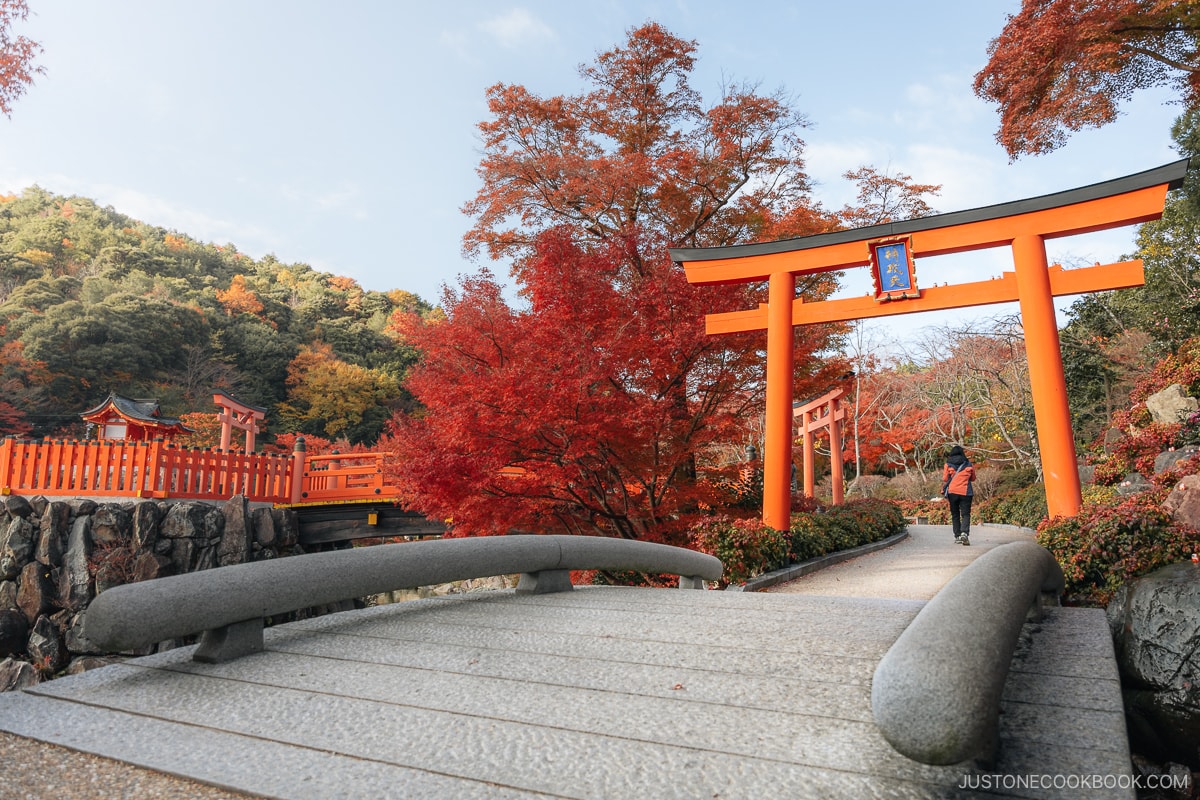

{"left": 671, "top": 159, "right": 1188, "bottom": 530}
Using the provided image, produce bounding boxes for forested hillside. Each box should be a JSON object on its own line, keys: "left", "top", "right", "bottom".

{"left": 0, "top": 187, "right": 432, "bottom": 444}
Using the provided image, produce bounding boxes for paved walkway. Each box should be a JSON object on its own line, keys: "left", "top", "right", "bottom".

{"left": 767, "top": 523, "right": 1037, "bottom": 600}
{"left": 0, "top": 525, "right": 1132, "bottom": 799}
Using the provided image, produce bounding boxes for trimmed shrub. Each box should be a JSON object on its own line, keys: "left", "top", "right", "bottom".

{"left": 689, "top": 515, "right": 788, "bottom": 587}
{"left": 788, "top": 498, "right": 906, "bottom": 566}
{"left": 975, "top": 483, "right": 1048, "bottom": 529}
{"left": 689, "top": 498, "right": 906, "bottom": 587}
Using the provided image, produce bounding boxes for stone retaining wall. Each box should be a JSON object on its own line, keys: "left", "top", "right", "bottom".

{"left": 0, "top": 494, "right": 304, "bottom": 690}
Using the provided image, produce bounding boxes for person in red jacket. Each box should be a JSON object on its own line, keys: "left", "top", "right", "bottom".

{"left": 942, "top": 445, "right": 976, "bottom": 546}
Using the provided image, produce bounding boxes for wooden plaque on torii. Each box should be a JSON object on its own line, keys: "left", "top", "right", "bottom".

{"left": 671, "top": 160, "right": 1189, "bottom": 530}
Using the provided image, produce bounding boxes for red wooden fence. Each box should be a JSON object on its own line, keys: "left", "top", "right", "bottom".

{"left": 0, "top": 437, "right": 397, "bottom": 506}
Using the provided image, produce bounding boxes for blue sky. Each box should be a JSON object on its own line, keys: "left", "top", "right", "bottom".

{"left": 0, "top": 1, "right": 1185, "bottom": 343}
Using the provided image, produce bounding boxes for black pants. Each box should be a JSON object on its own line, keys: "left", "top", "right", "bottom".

{"left": 948, "top": 493, "right": 973, "bottom": 537}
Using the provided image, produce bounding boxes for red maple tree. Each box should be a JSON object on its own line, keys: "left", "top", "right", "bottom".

{"left": 387, "top": 232, "right": 814, "bottom": 543}
{"left": 386, "top": 23, "right": 937, "bottom": 540}
{"left": 974, "top": 0, "right": 1200, "bottom": 158}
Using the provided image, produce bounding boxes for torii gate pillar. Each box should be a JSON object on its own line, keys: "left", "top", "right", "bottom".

{"left": 1013, "top": 234, "right": 1081, "bottom": 517}
{"left": 764, "top": 271, "right": 795, "bottom": 528}
{"left": 673, "top": 160, "right": 1188, "bottom": 531}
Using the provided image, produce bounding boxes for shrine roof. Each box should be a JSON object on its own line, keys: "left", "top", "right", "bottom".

{"left": 80, "top": 393, "right": 189, "bottom": 430}
{"left": 669, "top": 158, "right": 1189, "bottom": 264}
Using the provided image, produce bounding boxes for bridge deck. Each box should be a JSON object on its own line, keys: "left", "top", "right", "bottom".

{"left": 0, "top": 586, "right": 1129, "bottom": 799}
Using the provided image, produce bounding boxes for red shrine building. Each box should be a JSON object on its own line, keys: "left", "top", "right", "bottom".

{"left": 80, "top": 393, "right": 192, "bottom": 442}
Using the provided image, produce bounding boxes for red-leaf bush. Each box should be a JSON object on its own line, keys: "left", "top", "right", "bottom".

{"left": 1036, "top": 487, "right": 1200, "bottom": 606}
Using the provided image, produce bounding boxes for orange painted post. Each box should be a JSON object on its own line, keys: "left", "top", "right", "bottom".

{"left": 1012, "top": 234, "right": 1082, "bottom": 518}
{"left": 148, "top": 440, "right": 164, "bottom": 496}
{"left": 802, "top": 408, "right": 815, "bottom": 497}
{"left": 60, "top": 441, "right": 78, "bottom": 493}
{"left": 830, "top": 396, "right": 845, "bottom": 506}
{"left": 0, "top": 436, "right": 11, "bottom": 494}
{"left": 764, "top": 271, "right": 795, "bottom": 530}
{"left": 290, "top": 437, "right": 307, "bottom": 504}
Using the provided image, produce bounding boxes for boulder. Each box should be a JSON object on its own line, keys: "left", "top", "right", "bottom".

{"left": 27, "top": 496, "right": 48, "bottom": 517}
{"left": 0, "top": 515, "right": 37, "bottom": 581}
{"left": 58, "top": 515, "right": 94, "bottom": 612}
{"left": 1156, "top": 446, "right": 1200, "bottom": 475}
{"left": 131, "top": 551, "right": 172, "bottom": 583}
{"left": 15, "top": 561, "right": 54, "bottom": 625}
{"left": 1117, "top": 472, "right": 1153, "bottom": 496}
{"left": 90, "top": 503, "right": 131, "bottom": 547}
{"left": 2, "top": 495, "right": 33, "bottom": 518}
{"left": 65, "top": 655, "right": 117, "bottom": 675}
{"left": 252, "top": 506, "right": 277, "bottom": 549}
{"left": 63, "top": 611, "right": 99, "bottom": 655}
{"left": 130, "top": 500, "right": 162, "bottom": 551}
{"left": 0, "top": 656, "right": 39, "bottom": 691}
{"left": 161, "top": 502, "right": 224, "bottom": 573}
{"left": 1077, "top": 464, "right": 1096, "bottom": 486}
{"left": 35, "top": 501, "right": 71, "bottom": 567}
{"left": 1146, "top": 384, "right": 1200, "bottom": 425}
{"left": 26, "top": 614, "right": 68, "bottom": 673}
{"left": 66, "top": 498, "right": 97, "bottom": 518}
{"left": 0, "top": 609, "right": 28, "bottom": 658}
{"left": 1108, "top": 562, "right": 1200, "bottom": 767}
{"left": 1164, "top": 475, "right": 1200, "bottom": 530}
{"left": 0, "top": 580, "right": 16, "bottom": 610}
{"left": 273, "top": 507, "right": 299, "bottom": 549}
{"left": 218, "top": 495, "right": 251, "bottom": 566}
{"left": 160, "top": 502, "right": 224, "bottom": 542}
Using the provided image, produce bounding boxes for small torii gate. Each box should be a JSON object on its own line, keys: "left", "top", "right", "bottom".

{"left": 672, "top": 160, "right": 1188, "bottom": 530}
{"left": 213, "top": 391, "right": 267, "bottom": 454}
{"left": 794, "top": 388, "right": 847, "bottom": 505}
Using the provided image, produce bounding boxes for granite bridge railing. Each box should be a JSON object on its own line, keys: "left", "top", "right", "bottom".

{"left": 872, "top": 540, "right": 1066, "bottom": 767}
{"left": 85, "top": 535, "right": 723, "bottom": 664}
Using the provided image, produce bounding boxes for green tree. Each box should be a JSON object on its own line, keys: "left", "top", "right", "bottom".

{"left": 279, "top": 342, "right": 400, "bottom": 444}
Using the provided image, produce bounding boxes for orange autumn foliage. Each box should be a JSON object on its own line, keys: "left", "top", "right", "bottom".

{"left": 974, "top": 0, "right": 1200, "bottom": 158}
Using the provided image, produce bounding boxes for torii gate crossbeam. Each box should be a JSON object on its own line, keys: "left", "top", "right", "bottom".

{"left": 672, "top": 160, "right": 1189, "bottom": 530}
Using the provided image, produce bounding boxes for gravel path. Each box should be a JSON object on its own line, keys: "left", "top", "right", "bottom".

{"left": 765, "top": 523, "right": 1037, "bottom": 600}
{"left": 0, "top": 731, "right": 261, "bottom": 799}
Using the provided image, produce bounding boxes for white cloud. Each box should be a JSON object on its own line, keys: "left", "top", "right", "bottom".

{"left": 478, "top": 8, "right": 556, "bottom": 49}
{"left": 279, "top": 181, "right": 368, "bottom": 220}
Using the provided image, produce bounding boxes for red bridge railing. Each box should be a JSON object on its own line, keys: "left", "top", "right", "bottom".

{"left": 0, "top": 437, "right": 398, "bottom": 506}
{"left": 297, "top": 452, "right": 394, "bottom": 504}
